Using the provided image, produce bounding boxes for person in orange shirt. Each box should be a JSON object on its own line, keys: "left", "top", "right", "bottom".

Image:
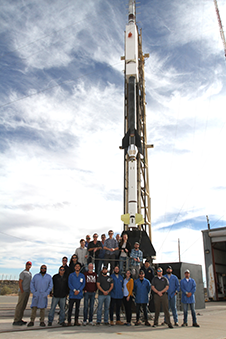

{"left": 123, "top": 269, "right": 134, "bottom": 326}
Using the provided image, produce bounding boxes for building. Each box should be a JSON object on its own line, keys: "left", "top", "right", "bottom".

{"left": 202, "top": 226, "right": 226, "bottom": 300}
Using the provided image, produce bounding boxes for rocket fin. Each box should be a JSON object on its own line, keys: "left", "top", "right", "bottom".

{"left": 121, "top": 213, "right": 130, "bottom": 224}
{"left": 135, "top": 213, "right": 144, "bottom": 225}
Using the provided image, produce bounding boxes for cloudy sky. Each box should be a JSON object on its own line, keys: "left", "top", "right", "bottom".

{"left": 0, "top": 0, "right": 226, "bottom": 281}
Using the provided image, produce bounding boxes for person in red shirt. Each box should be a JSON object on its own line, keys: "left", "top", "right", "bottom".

{"left": 83, "top": 263, "right": 97, "bottom": 326}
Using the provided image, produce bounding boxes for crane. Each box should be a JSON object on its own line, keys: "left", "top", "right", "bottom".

{"left": 213, "top": 0, "right": 226, "bottom": 59}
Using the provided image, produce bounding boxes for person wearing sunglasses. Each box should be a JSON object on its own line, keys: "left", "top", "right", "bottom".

{"left": 48, "top": 266, "right": 68, "bottom": 327}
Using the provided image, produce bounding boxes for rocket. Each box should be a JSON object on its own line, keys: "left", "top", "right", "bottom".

{"left": 121, "top": 0, "right": 144, "bottom": 227}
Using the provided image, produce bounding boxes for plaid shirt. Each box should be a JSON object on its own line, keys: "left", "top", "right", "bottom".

{"left": 130, "top": 249, "right": 143, "bottom": 266}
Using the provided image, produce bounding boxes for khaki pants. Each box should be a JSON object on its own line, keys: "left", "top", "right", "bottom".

{"left": 14, "top": 291, "right": 30, "bottom": 322}
{"left": 30, "top": 306, "right": 45, "bottom": 322}
{"left": 154, "top": 293, "right": 171, "bottom": 325}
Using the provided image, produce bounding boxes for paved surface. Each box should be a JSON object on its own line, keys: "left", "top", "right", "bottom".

{"left": 0, "top": 296, "right": 226, "bottom": 339}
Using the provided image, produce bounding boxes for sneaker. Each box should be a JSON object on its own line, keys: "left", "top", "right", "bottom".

{"left": 83, "top": 321, "right": 87, "bottom": 326}
{"left": 168, "top": 323, "right": 173, "bottom": 328}
{"left": 181, "top": 323, "right": 188, "bottom": 327}
{"left": 89, "top": 321, "right": 95, "bottom": 326}
{"left": 74, "top": 320, "right": 81, "bottom": 326}
{"left": 40, "top": 322, "right": 46, "bottom": 327}
{"left": 96, "top": 322, "right": 100, "bottom": 326}
{"left": 193, "top": 323, "right": 200, "bottom": 327}
{"left": 67, "top": 322, "right": 72, "bottom": 326}
{"left": 60, "top": 322, "right": 67, "bottom": 327}
{"left": 12, "top": 321, "right": 23, "bottom": 326}
{"left": 126, "top": 323, "right": 131, "bottom": 326}
{"left": 27, "top": 321, "right": 34, "bottom": 327}
{"left": 152, "top": 323, "right": 158, "bottom": 327}
{"left": 135, "top": 321, "right": 141, "bottom": 326}
{"left": 161, "top": 321, "right": 167, "bottom": 326}
{"left": 104, "top": 322, "right": 110, "bottom": 325}
{"left": 174, "top": 322, "right": 179, "bottom": 326}
{"left": 48, "top": 322, "right": 52, "bottom": 326}
{"left": 145, "top": 320, "right": 151, "bottom": 326}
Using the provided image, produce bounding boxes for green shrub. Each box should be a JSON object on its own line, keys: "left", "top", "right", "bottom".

{"left": 0, "top": 285, "right": 12, "bottom": 295}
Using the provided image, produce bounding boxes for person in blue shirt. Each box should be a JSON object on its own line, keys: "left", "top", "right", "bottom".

{"left": 164, "top": 265, "right": 180, "bottom": 326}
{"left": 27, "top": 265, "right": 53, "bottom": 327}
{"left": 110, "top": 266, "right": 124, "bottom": 325}
{"left": 180, "top": 269, "right": 200, "bottom": 327}
{"left": 68, "top": 262, "right": 85, "bottom": 326}
{"left": 133, "top": 270, "right": 151, "bottom": 326}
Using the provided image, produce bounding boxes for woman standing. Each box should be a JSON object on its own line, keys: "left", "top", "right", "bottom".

{"left": 119, "top": 233, "right": 131, "bottom": 274}
{"left": 69, "top": 254, "right": 79, "bottom": 274}
{"left": 123, "top": 270, "right": 134, "bottom": 326}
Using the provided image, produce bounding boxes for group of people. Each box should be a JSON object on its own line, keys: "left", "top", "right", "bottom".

{"left": 12, "top": 231, "right": 200, "bottom": 329}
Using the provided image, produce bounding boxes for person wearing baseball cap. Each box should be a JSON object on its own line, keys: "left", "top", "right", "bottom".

{"left": 13, "top": 261, "right": 32, "bottom": 326}
{"left": 180, "top": 269, "right": 200, "bottom": 327}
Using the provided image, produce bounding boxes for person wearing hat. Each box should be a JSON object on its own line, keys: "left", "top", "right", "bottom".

{"left": 180, "top": 269, "right": 200, "bottom": 327}
{"left": 13, "top": 261, "right": 32, "bottom": 326}
{"left": 133, "top": 269, "right": 151, "bottom": 326}
{"left": 151, "top": 267, "right": 173, "bottom": 328}
{"left": 67, "top": 262, "right": 86, "bottom": 326}
{"left": 130, "top": 242, "right": 143, "bottom": 279}
{"left": 96, "top": 266, "right": 114, "bottom": 325}
{"left": 163, "top": 265, "right": 180, "bottom": 326}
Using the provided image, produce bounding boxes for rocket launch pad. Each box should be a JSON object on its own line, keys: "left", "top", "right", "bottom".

{"left": 121, "top": 0, "right": 156, "bottom": 258}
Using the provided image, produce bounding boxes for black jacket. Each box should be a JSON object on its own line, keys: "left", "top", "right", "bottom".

{"left": 119, "top": 241, "right": 132, "bottom": 257}
{"left": 52, "top": 273, "right": 69, "bottom": 298}
{"left": 140, "top": 265, "right": 154, "bottom": 283}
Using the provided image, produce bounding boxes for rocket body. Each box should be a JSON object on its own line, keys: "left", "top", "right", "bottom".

{"left": 121, "top": 0, "right": 143, "bottom": 227}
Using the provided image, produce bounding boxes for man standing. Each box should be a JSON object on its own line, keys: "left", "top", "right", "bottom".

{"left": 141, "top": 260, "right": 154, "bottom": 314}
{"left": 48, "top": 266, "right": 68, "bottom": 326}
{"left": 61, "top": 256, "right": 70, "bottom": 278}
{"left": 13, "top": 261, "right": 32, "bottom": 326}
{"left": 110, "top": 266, "right": 124, "bottom": 326}
{"left": 180, "top": 269, "right": 200, "bottom": 327}
{"left": 98, "top": 234, "right": 106, "bottom": 274}
{"left": 151, "top": 267, "right": 173, "bottom": 328}
{"left": 104, "top": 230, "right": 119, "bottom": 274}
{"left": 133, "top": 270, "right": 151, "bottom": 326}
{"left": 75, "top": 239, "right": 88, "bottom": 273}
{"left": 83, "top": 263, "right": 97, "bottom": 326}
{"left": 27, "top": 265, "right": 53, "bottom": 327}
{"left": 85, "top": 235, "right": 91, "bottom": 248}
{"left": 87, "top": 233, "right": 102, "bottom": 274}
{"left": 164, "top": 265, "right": 180, "bottom": 326}
{"left": 68, "top": 262, "right": 85, "bottom": 326}
{"left": 130, "top": 242, "right": 143, "bottom": 279}
{"left": 96, "top": 266, "right": 114, "bottom": 325}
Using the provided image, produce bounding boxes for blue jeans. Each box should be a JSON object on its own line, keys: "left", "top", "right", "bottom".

{"left": 48, "top": 296, "right": 66, "bottom": 324}
{"left": 119, "top": 257, "right": 129, "bottom": 274}
{"left": 83, "top": 292, "right": 95, "bottom": 322}
{"left": 97, "top": 294, "right": 111, "bottom": 323}
{"left": 183, "top": 303, "right": 197, "bottom": 324}
{"left": 165, "top": 295, "right": 178, "bottom": 323}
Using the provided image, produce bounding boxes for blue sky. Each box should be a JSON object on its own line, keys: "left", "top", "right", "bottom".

{"left": 0, "top": 0, "right": 226, "bottom": 281}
